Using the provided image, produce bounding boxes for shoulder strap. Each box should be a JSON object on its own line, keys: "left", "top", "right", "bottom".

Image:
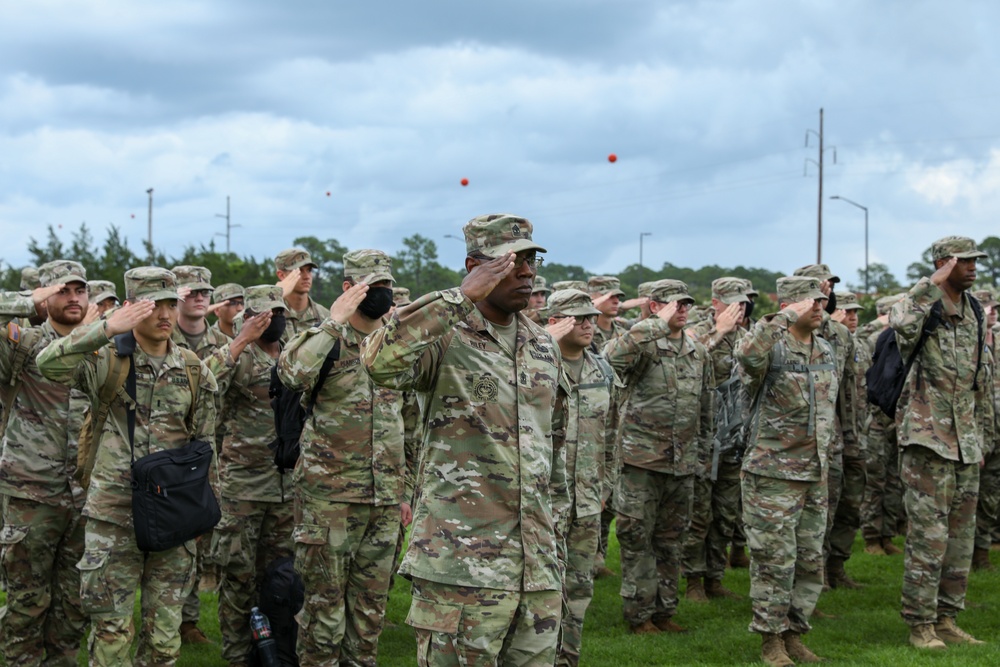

{"left": 305, "top": 340, "right": 340, "bottom": 416}
{"left": 178, "top": 348, "right": 202, "bottom": 432}
{"left": 93, "top": 352, "right": 130, "bottom": 443}
{"left": 1, "top": 327, "right": 43, "bottom": 436}
{"left": 969, "top": 294, "right": 984, "bottom": 390}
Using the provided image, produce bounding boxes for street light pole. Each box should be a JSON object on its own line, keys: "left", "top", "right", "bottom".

{"left": 829, "top": 195, "right": 869, "bottom": 293}
{"left": 639, "top": 232, "right": 652, "bottom": 285}
{"left": 146, "top": 188, "right": 154, "bottom": 254}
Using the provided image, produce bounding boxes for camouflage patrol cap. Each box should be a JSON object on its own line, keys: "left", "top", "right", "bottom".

{"left": 88, "top": 280, "right": 118, "bottom": 304}
{"left": 532, "top": 275, "right": 552, "bottom": 295}
{"left": 649, "top": 279, "right": 694, "bottom": 304}
{"left": 463, "top": 213, "right": 547, "bottom": 257}
{"left": 875, "top": 293, "right": 903, "bottom": 316}
{"left": 741, "top": 279, "right": 760, "bottom": 298}
{"left": 344, "top": 249, "right": 394, "bottom": 284}
{"left": 777, "top": 276, "right": 828, "bottom": 304}
{"left": 552, "top": 280, "right": 588, "bottom": 292}
{"left": 213, "top": 283, "right": 244, "bottom": 303}
{"left": 546, "top": 289, "right": 602, "bottom": 318}
{"left": 637, "top": 281, "right": 656, "bottom": 298}
{"left": 20, "top": 267, "right": 40, "bottom": 291}
{"left": 834, "top": 291, "right": 863, "bottom": 310}
{"left": 588, "top": 275, "right": 625, "bottom": 298}
{"left": 171, "top": 265, "right": 214, "bottom": 292}
{"left": 274, "top": 248, "right": 318, "bottom": 272}
{"left": 793, "top": 263, "right": 840, "bottom": 284}
{"left": 392, "top": 286, "right": 411, "bottom": 306}
{"left": 39, "top": 260, "right": 88, "bottom": 287}
{"left": 711, "top": 277, "right": 751, "bottom": 305}
{"left": 244, "top": 285, "right": 285, "bottom": 313}
{"left": 972, "top": 289, "right": 999, "bottom": 308}
{"left": 931, "top": 236, "right": 987, "bottom": 261}
{"left": 124, "top": 267, "right": 179, "bottom": 302}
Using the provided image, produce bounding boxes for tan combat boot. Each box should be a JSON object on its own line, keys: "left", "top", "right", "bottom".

{"left": 782, "top": 631, "right": 825, "bottom": 663}
{"left": 651, "top": 615, "right": 688, "bottom": 633}
{"left": 685, "top": 576, "right": 709, "bottom": 603}
{"left": 705, "top": 578, "right": 742, "bottom": 600}
{"left": 761, "top": 633, "right": 795, "bottom": 666}
{"left": 972, "top": 547, "right": 995, "bottom": 572}
{"left": 826, "top": 557, "right": 862, "bottom": 589}
{"left": 908, "top": 623, "right": 947, "bottom": 650}
{"left": 180, "top": 621, "right": 212, "bottom": 645}
{"left": 881, "top": 538, "right": 903, "bottom": 555}
{"left": 934, "top": 617, "right": 985, "bottom": 645}
{"left": 729, "top": 546, "right": 750, "bottom": 568}
{"left": 629, "top": 619, "right": 661, "bottom": 635}
{"left": 863, "top": 538, "right": 886, "bottom": 556}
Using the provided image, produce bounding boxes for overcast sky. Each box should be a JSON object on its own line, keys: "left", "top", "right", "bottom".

{"left": 2, "top": 1, "right": 999, "bottom": 288}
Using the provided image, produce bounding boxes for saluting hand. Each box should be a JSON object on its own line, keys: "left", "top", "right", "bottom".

{"left": 32, "top": 283, "right": 66, "bottom": 307}
{"left": 330, "top": 282, "right": 369, "bottom": 325}
{"left": 591, "top": 292, "right": 613, "bottom": 309}
{"left": 931, "top": 257, "right": 958, "bottom": 287}
{"left": 781, "top": 299, "right": 816, "bottom": 320}
{"left": 82, "top": 303, "right": 101, "bottom": 326}
{"left": 655, "top": 301, "right": 678, "bottom": 324}
{"left": 277, "top": 268, "right": 301, "bottom": 298}
{"left": 620, "top": 296, "right": 647, "bottom": 311}
{"left": 461, "top": 253, "right": 515, "bottom": 303}
{"left": 831, "top": 309, "right": 846, "bottom": 324}
{"left": 715, "top": 302, "right": 744, "bottom": 335}
{"left": 545, "top": 317, "right": 576, "bottom": 342}
{"left": 105, "top": 300, "right": 157, "bottom": 337}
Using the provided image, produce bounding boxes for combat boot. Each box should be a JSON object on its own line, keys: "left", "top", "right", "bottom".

{"left": 782, "top": 631, "right": 825, "bottom": 663}
{"left": 863, "top": 538, "right": 886, "bottom": 556}
{"left": 685, "top": 576, "right": 709, "bottom": 603}
{"left": 705, "top": 578, "right": 742, "bottom": 600}
{"left": 729, "top": 546, "right": 750, "bottom": 568}
{"left": 826, "top": 557, "right": 862, "bottom": 589}
{"left": 593, "top": 564, "right": 616, "bottom": 578}
{"left": 180, "top": 621, "right": 212, "bottom": 645}
{"left": 760, "top": 633, "right": 795, "bottom": 666}
{"left": 629, "top": 619, "right": 660, "bottom": 635}
{"left": 651, "top": 615, "right": 688, "bottom": 633}
{"left": 908, "top": 623, "right": 947, "bottom": 650}
{"left": 972, "top": 547, "right": 995, "bottom": 572}
{"left": 881, "top": 538, "right": 903, "bottom": 555}
{"left": 934, "top": 617, "right": 985, "bottom": 645}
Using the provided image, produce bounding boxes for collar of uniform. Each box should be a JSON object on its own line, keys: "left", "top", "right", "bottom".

{"left": 285, "top": 295, "right": 319, "bottom": 321}
{"left": 941, "top": 293, "right": 968, "bottom": 320}
{"left": 656, "top": 331, "right": 695, "bottom": 355}
{"left": 134, "top": 338, "right": 187, "bottom": 373}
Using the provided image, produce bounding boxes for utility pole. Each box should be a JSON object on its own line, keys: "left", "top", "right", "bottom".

{"left": 805, "top": 109, "right": 836, "bottom": 263}
{"left": 639, "top": 232, "right": 652, "bottom": 286}
{"left": 215, "top": 195, "right": 240, "bottom": 253}
{"left": 146, "top": 188, "right": 154, "bottom": 253}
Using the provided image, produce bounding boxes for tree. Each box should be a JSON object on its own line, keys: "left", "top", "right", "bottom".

{"left": 906, "top": 246, "right": 935, "bottom": 284}
{"left": 978, "top": 236, "right": 1000, "bottom": 287}
{"left": 292, "top": 235, "right": 349, "bottom": 305}
{"left": 26, "top": 226, "right": 66, "bottom": 266}
{"left": 394, "top": 234, "right": 463, "bottom": 297}
{"left": 849, "top": 262, "right": 900, "bottom": 295}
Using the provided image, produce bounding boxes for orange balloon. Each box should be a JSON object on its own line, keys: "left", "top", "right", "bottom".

{"left": 608, "top": 153, "right": 617, "bottom": 163}
{"left": 461, "top": 178, "right": 469, "bottom": 186}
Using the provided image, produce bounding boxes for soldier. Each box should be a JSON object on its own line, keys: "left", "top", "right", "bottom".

{"left": 972, "top": 289, "right": 999, "bottom": 572}
{"left": 363, "top": 213, "right": 568, "bottom": 666}
{"left": 89, "top": 280, "right": 120, "bottom": 316}
{"left": 278, "top": 249, "right": 407, "bottom": 666}
{"left": 553, "top": 280, "right": 588, "bottom": 292}
{"left": 605, "top": 279, "right": 713, "bottom": 635}
{"left": 736, "top": 276, "right": 838, "bottom": 666}
{"left": 545, "top": 289, "right": 618, "bottom": 667}
{"left": 0, "top": 261, "right": 91, "bottom": 666}
{"left": 588, "top": 276, "right": 628, "bottom": 353}
{"left": 37, "top": 267, "right": 218, "bottom": 667}
{"left": 683, "top": 277, "right": 751, "bottom": 602}
{"left": 19, "top": 267, "right": 47, "bottom": 326}
{"left": 205, "top": 285, "right": 295, "bottom": 665}
{"left": 274, "top": 248, "right": 327, "bottom": 338}
{"left": 525, "top": 275, "right": 551, "bottom": 324}
{"left": 209, "top": 283, "right": 245, "bottom": 339}
{"left": 392, "top": 286, "right": 412, "bottom": 308}
{"left": 892, "top": 237, "right": 988, "bottom": 649}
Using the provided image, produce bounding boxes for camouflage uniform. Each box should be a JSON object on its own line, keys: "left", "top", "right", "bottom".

{"left": 210, "top": 283, "right": 245, "bottom": 341}
{"left": 37, "top": 267, "right": 218, "bottom": 667}
{"left": 523, "top": 275, "right": 550, "bottom": 325}
{"left": 736, "top": 277, "right": 837, "bottom": 638}
{"left": 392, "top": 286, "right": 412, "bottom": 308}
{"left": 275, "top": 248, "right": 328, "bottom": 339}
{"left": 278, "top": 250, "right": 406, "bottom": 667}
{"left": 604, "top": 280, "right": 714, "bottom": 629}
{"left": 975, "top": 293, "right": 1000, "bottom": 558}
{"left": 205, "top": 285, "right": 295, "bottom": 664}
{"left": 891, "top": 237, "right": 986, "bottom": 631}
{"left": 0, "top": 262, "right": 90, "bottom": 666}
{"left": 552, "top": 280, "right": 588, "bottom": 292}
{"left": 88, "top": 280, "right": 119, "bottom": 311}
{"left": 363, "top": 214, "right": 568, "bottom": 667}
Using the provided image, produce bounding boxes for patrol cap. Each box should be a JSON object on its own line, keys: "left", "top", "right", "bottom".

{"left": 972, "top": 289, "right": 998, "bottom": 308}
{"left": 931, "top": 236, "right": 987, "bottom": 261}
{"left": 588, "top": 275, "right": 625, "bottom": 298}
{"left": 20, "top": 267, "right": 40, "bottom": 291}
{"left": 637, "top": 281, "right": 657, "bottom": 298}
{"left": 392, "top": 286, "right": 411, "bottom": 307}
{"left": 777, "top": 276, "right": 828, "bottom": 304}
{"left": 875, "top": 294, "right": 903, "bottom": 316}
{"left": 274, "top": 248, "right": 318, "bottom": 272}
{"left": 244, "top": 285, "right": 285, "bottom": 313}
{"left": 343, "top": 249, "right": 394, "bottom": 284}
{"left": 552, "top": 280, "right": 588, "bottom": 292}
{"left": 39, "top": 260, "right": 88, "bottom": 287}
{"left": 712, "top": 277, "right": 751, "bottom": 305}
{"left": 171, "top": 265, "right": 214, "bottom": 292}
{"left": 213, "top": 283, "right": 245, "bottom": 304}
{"left": 793, "top": 263, "right": 840, "bottom": 284}
{"left": 649, "top": 279, "right": 694, "bottom": 305}
{"left": 88, "top": 280, "right": 118, "bottom": 304}
{"left": 741, "top": 279, "right": 760, "bottom": 298}
{"left": 546, "top": 289, "right": 602, "bottom": 318}
{"left": 834, "top": 291, "right": 863, "bottom": 310}
{"left": 532, "top": 275, "right": 552, "bottom": 295}
{"left": 463, "top": 213, "right": 547, "bottom": 257}
{"left": 124, "top": 267, "right": 179, "bottom": 302}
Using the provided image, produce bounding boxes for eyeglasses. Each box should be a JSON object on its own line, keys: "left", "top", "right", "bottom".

{"left": 557, "top": 315, "right": 596, "bottom": 325}
{"left": 652, "top": 299, "right": 694, "bottom": 310}
{"left": 472, "top": 252, "right": 544, "bottom": 269}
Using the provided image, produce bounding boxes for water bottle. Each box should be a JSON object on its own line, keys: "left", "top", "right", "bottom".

{"left": 249, "top": 606, "right": 280, "bottom": 667}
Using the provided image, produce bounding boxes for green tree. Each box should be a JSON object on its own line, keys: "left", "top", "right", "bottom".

{"left": 906, "top": 246, "right": 935, "bottom": 284}
{"left": 26, "top": 225, "right": 66, "bottom": 266}
{"left": 393, "top": 234, "right": 463, "bottom": 297}
{"left": 292, "top": 235, "right": 349, "bottom": 305}
{"left": 849, "top": 262, "right": 900, "bottom": 295}
{"left": 978, "top": 236, "right": 1000, "bottom": 286}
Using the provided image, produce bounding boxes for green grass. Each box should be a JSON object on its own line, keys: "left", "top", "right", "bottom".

{"left": 5, "top": 533, "right": 1000, "bottom": 665}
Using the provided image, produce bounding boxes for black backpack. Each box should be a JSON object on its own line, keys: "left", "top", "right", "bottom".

{"left": 866, "top": 297, "right": 983, "bottom": 419}
{"left": 268, "top": 341, "right": 340, "bottom": 473}
{"left": 247, "top": 556, "right": 305, "bottom": 667}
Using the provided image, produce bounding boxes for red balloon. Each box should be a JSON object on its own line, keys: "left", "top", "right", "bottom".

{"left": 460, "top": 178, "right": 469, "bottom": 187}
{"left": 608, "top": 153, "right": 617, "bottom": 163}
{"left": 326, "top": 191, "right": 331, "bottom": 196}
{"left": 130, "top": 213, "right": 135, "bottom": 219}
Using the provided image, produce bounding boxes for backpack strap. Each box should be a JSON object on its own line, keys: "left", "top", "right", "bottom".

{"left": 968, "top": 294, "right": 984, "bottom": 391}
{"left": 78, "top": 351, "right": 130, "bottom": 487}
{"left": 304, "top": 340, "right": 340, "bottom": 417}
{"left": 177, "top": 348, "right": 202, "bottom": 433}
{"left": 1, "top": 327, "right": 43, "bottom": 437}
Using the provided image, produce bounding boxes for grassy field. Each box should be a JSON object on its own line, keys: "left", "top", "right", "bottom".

{"left": 4, "top": 533, "right": 1000, "bottom": 665}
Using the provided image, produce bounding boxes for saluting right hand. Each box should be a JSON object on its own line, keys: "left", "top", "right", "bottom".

{"left": 715, "top": 302, "right": 744, "bottom": 335}
{"left": 277, "top": 268, "right": 301, "bottom": 298}
{"left": 620, "top": 296, "right": 647, "bottom": 311}
{"left": 931, "top": 257, "right": 958, "bottom": 287}
{"left": 105, "top": 300, "right": 157, "bottom": 337}
{"left": 545, "top": 317, "right": 576, "bottom": 342}
{"left": 461, "top": 253, "right": 515, "bottom": 303}
{"left": 32, "top": 283, "right": 66, "bottom": 307}
{"left": 655, "top": 301, "right": 678, "bottom": 324}
{"left": 781, "top": 299, "right": 816, "bottom": 320}
{"left": 330, "top": 281, "right": 369, "bottom": 325}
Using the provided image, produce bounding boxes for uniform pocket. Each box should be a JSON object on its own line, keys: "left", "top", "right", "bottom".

{"left": 77, "top": 548, "right": 116, "bottom": 614}
{"left": 406, "top": 594, "right": 462, "bottom": 633}
{"left": 0, "top": 525, "right": 28, "bottom": 546}
{"left": 293, "top": 524, "right": 330, "bottom": 581}
{"left": 209, "top": 511, "right": 243, "bottom": 569}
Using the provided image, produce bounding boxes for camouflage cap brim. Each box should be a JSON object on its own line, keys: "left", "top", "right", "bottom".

{"left": 91, "top": 291, "right": 118, "bottom": 304}
{"left": 137, "top": 289, "right": 179, "bottom": 302}
{"left": 954, "top": 250, "right": 988, "bottom": 259}
{"left": 480, "top": 238, "right": 548, "bottom": 258}
{"left": 286, "top": 258, "right": 319, "bottom": 271}
{"left": 661, "top": 294, "right": 696, "bottom": 304}
{"left": 718, "top": 293, "right": 750, "bottom": 305}
{"left": 840, "top": 303, "right": 864, "bottom": 311}
{"left": 182, "top": 281, "right": 214, "bottom": 292}
{"left": 552, "top": 302, "right": 602, "bottom": 317}
{"left": 354, "top": 268, "right": 395, "bottom": 285}
{"left": 59, "top": 273, "right": 89, "bottom": 286}
{"left": 531, "top": 287, "right": 552, "bottom": 295}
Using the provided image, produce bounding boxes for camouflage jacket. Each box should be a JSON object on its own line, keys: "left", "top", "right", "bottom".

{"left": 283, "top": 296, "right": 328, "bottom": 341}
{"left": 205, "top": 342, "right": 288, "bottom": 503}
{"left": 604, "top": 317, "right": 714, "bottom": 476}
{"left": 278, "top": 318, "right": 405, "bottom": 506}
{"left": 977, "top": 337, "right": 996, "bottom": 457}
{"left": 210, "top": 321, "right": 235, "bottom": 341}
{"left": 362, "top": 287, "right": 569, "bottom": 593}
{"left": 890, "top": 279, "right": 984, "bottom": 463}
{"left": 171, "top": 322, "right": 228, "bottom": 360}
{"left": 590, "top": 318, "right": 627, "bottom": 355}
{"left": 694, "top": 320, "right": 747, "bottom": 390}
{"left": 553, "top": 351, "right": 618, "bottom": 519}
{"left": 816, "top": 315, "right": 857, "bottom": 457}
{"left": 0, "top": 297, "right": 88, "bottom": 509}
{"left": 37, "top": 321, "right": 218, "bottom": 529}
{"left": 736, "top": 310, "right": 839, "bottom": 482}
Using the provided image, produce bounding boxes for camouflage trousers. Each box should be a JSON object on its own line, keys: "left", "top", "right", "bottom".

{"left": 861, "top": 414, "right": 903, "bottom": 541}
{"left": 683, "top": 459, "right": 741, "bottom": 581}
{"left": 975, "top": 448, "right": 1000, "bottom": 550}
{"left": 180, "top": 531, "right": 214, "bottom": 624}
{"left": 823, "top": 450, "right": 843, "bottom": 559}
{"left": 899, "top": 446, "right": 978, "bottom": 627}
{"left": 742, "top": 472, "right": 827, "bottom": 636}
{"left": 557, "top": 511, "right": 599, "bottom": 667}
{"left": 294, "top": 497, "right": 400, "bottom": 667}
{"left": 79, "top": 518, "right": 196, "bottom": 667}
{"left": 408, "top": 577, "right": 561, "bottom": 667}
{"left": 0, "top": 495, "right": 87, "bottom": 667}
{"left": 828, "top": 454, "right": 867, "bottom": 560}
{"left": 682, "top": 475, "right": 713, "bottom": 579}
{"left": 615, "top": 465, "right": 693, "bottom": 626}
{"left": 211, "top": 496, "right": 295, "bottom": 664}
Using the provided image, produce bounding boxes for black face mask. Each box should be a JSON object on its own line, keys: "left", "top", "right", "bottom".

{"left": 260, "top": 313, "right": 286, "bottom": 343}
{"left": 357, "top": 286, "right": 394, "bottom": 320}
{"left": 824, "top": 290, "right": 837, "bottom": 315}
{"left": 743, "top": 299, "right": 755, "bottom": 322}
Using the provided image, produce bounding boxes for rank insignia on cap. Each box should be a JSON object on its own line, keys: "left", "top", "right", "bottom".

{"left": 511, "top": 224, "right": 521, "bottom": 237}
